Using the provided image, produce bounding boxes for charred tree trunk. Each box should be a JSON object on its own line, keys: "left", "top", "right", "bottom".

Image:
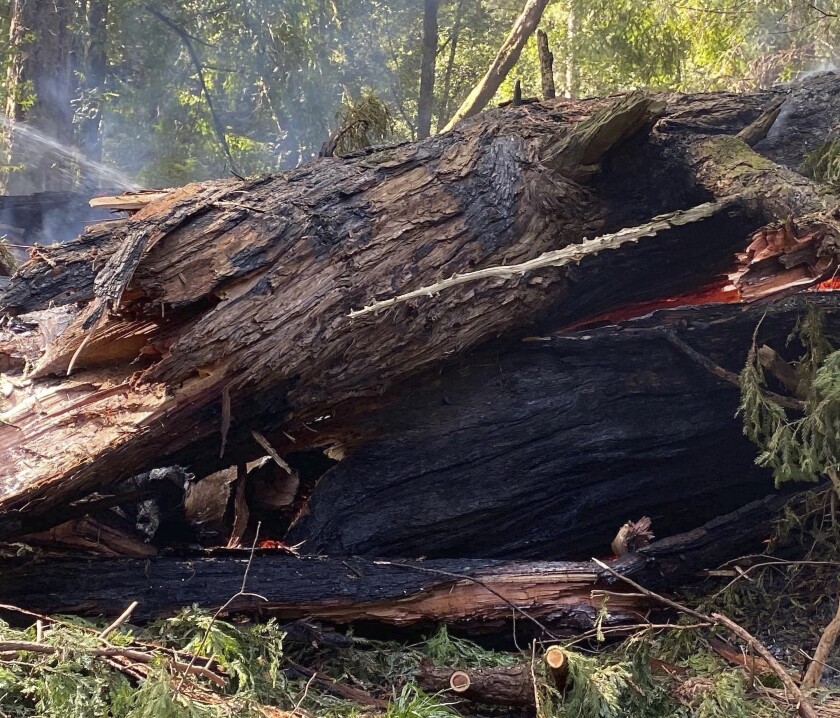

{"left": 0, "top": 492, "right": 794, "bottom": 627}
{"left": 537, "top": 29, "right": 556, "bottom": 100}
{"left": 285, "top": 297, "right": 827, "bottom": 559}
{"left": 0, "top": 75, "right": 838, "bottom": 558}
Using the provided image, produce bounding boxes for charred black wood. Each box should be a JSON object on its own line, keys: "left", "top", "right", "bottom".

{"left": 0, "top": 492, "right": 794, "bottom": 627}
{"left": 286, "top": 297, "right": 831, "bottom": 560}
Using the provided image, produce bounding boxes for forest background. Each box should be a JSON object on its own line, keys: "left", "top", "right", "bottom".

{"left": 0, "top": 0, "right": 837, "bottom": 194}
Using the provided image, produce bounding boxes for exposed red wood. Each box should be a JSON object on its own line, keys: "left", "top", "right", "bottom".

{"left": 564, "top": 280, "right": 741, "bottom": 330}
{"left": 565, "top": 218, "right": 840, "bottom": 331}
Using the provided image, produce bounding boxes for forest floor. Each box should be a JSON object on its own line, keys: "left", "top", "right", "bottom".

{"left": 2, "top": 488, "right": 840, "bottom": 717}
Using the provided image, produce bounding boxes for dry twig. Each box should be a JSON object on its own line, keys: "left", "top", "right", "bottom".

{"left": 802, "top": 596, "right": 840, "bottom": 689}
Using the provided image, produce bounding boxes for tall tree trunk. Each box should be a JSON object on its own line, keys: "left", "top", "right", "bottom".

{"left": 79, "top": 0, "right": 108, "bottom": 187}
{"left": 417, "top": 0, "right": 440, "bottom": 139}
{"left": 1, "top": 0, "right": 75, "bottom": 194}
{"left": 441, "top": 0, "right": 551, "bottom": 132}
{"left": 564, "top": 0, "right": 579, "bottom": 99}
{"left": 436, "top": 0, "right": 464, "bottom": 132}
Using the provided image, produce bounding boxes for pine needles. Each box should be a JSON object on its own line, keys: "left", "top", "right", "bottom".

{"left": 329, "top": 89, "right": 394, "bottom": 155}
{"left": 740, "top": 304, "right": 840, "bottom": 486}
{"left": 804, "top": 138, "right": 840, "bottom": 190}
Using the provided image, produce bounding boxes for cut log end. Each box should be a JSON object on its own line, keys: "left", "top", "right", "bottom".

{"left": 449, "top": 670, "right": 471, "bottom": 692}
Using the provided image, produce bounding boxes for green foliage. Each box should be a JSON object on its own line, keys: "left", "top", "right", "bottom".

{"left": 804, "top": 138, "right": 840, "bottom": 190}
{"left": 125, "top": 671, "right": 208, "bottom": 718}
{"left": 688, "top": 671, "right": 774, "bottom": 718}
{"left": 424, "top": 626, "right": 520, "bottom": 668}
{"left": 384, "top": 685, "right": 457, "bottom": 718}
{"left": 154, "top": 607, "right": 285, "bottom": 699}
{"left": 560, "top": 650, "right": 634, "bottom": 718}
{"left": 4, "top": 0, "right": 839, "bottom": 186}
{"left": 0, "top": 607, "right": 287, "bottom": 718}
{"left": 0, "top": 599, "right": 805, "bottom": 718}
{"left": 740, "top": 304, "right": 840, "bottom": 486}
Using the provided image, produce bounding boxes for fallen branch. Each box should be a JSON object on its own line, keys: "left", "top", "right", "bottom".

{"left": 98, "top": 600, "right": 139, "bottom": 639}
{"left": 801, "top": 595, "right": 840, "bottom": 689}
{"left": 286, "top": 660, "right": 388, "bottom": 709}
{"left": 660, "top": 330, "right": 805, "bottom": 411}
{"left": 0, "top": 640, "right": 226, "bottom": 687}
{"left": 349, "top": 200, "right": 739, "bottom": 317}
{"left": 0, "top": 493, "right": 794, "bottom": 629}
{"left": 418, "top": 662, "right": 537, "bottom": 706}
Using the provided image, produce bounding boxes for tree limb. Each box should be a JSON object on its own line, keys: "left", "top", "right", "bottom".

{"left": 145, "top": 5, "right": 241, "bottom": 176}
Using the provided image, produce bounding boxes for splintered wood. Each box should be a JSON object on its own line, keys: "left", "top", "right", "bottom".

{"left": 0, "top": 77, "right": 837, "bottom": 556}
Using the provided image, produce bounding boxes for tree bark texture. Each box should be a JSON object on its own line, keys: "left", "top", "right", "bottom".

{"left": 0, "top": 492, "right": 794, "bottom": 627}
{"left": 442, "top": 0, "right": 552, "bottom": 131}
{"left": 564, "top": 1, "right": 578, "bottom": 99}
{"left": 537, "top": 29, "right": 556, "bottom": 100}
{"left": 417, "top": 0, "right": 440, "bottom": 140}
{"left": 418, "top": 664, "right": 536, "bottom": 706}
{"left": 0, "top": 74, "right": 838, "bottom": 552}
{"left": 285, "top": 297, "right": 832, "bottom": 560}
{"left": 1, "top": 0, "right": 75, "bottom": 194}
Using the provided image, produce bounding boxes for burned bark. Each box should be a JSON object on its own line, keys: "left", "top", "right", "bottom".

{"left": 536, "top": 29, "right": 556, "bottom": 100}
{"left": 0, "top": 492, "right": 795, "bottom": 627}
{"left": 0, "top": 76, "right": 838, "bottom": 554}
{"left": 286, "top": 297, "right": 833, "bottom": 559}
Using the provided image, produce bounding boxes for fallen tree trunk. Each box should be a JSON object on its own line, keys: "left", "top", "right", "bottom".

{"left": 0, "top": 492, "right": 795, "bottom": 627}
{"left": 0, "top": 74, "right": 838, "bottom": 549}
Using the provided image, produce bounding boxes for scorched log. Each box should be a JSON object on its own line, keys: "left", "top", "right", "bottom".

{"left": 0, "top": 493, "right": 794, "bottom": 628}
{"left": 286, "top": 295, "right": 836, "bottom": 560}
{"left": 0, "top": 76, "right": 838, "bottom": 539}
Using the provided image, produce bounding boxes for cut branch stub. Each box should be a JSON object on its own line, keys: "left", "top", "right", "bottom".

{"left": 544, "top": 646, "right": 569, "bottom": 689}
{"left": 449, "top": 671, "right": 471, "bottom": 692}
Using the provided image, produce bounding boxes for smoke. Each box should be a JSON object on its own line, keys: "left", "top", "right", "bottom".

{"left": 1, "top": 118, "right": 139, "bottom": 193}
{"left": 797, "top": 60, "right": 839, "bottom": 80}
{"left": 0, "top": 119, "right": 139, "bottom": 251}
